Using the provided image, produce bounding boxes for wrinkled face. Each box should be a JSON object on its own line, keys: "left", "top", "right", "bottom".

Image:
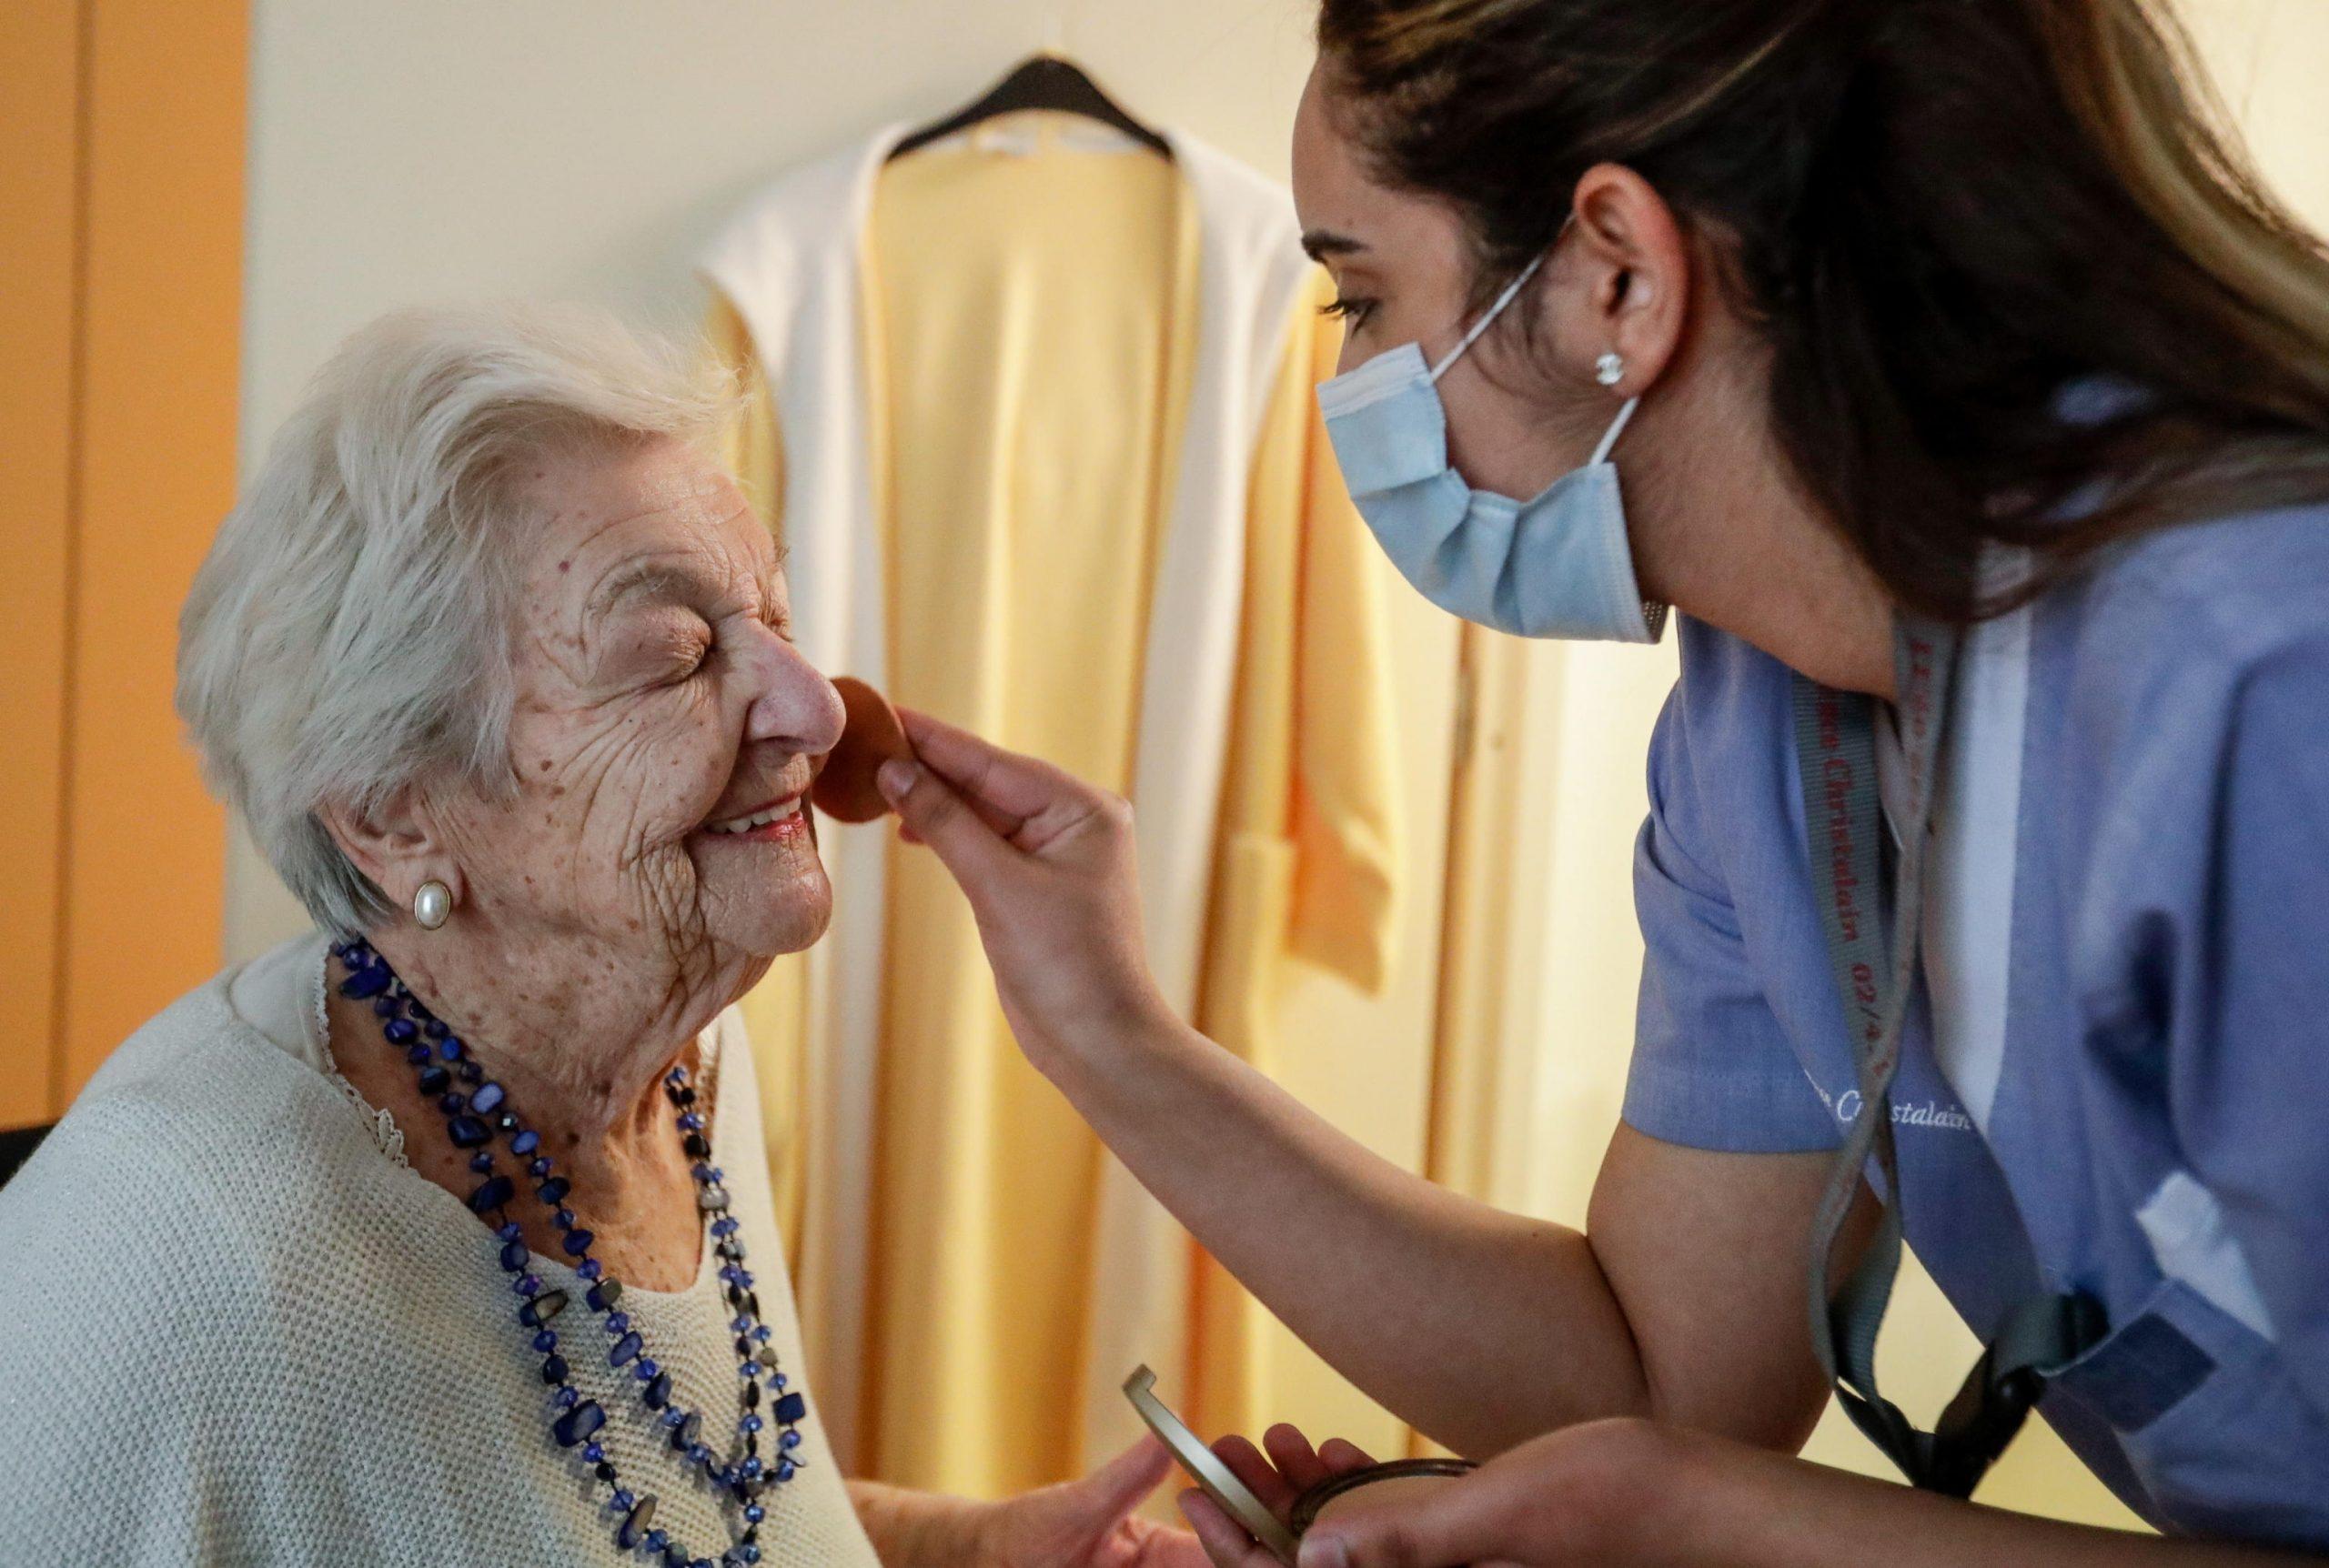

{"left": 1293, "top": 59, "right": 1607, "bottom": 503}
{"left": 429, "top": 437, "right": 844, "bottom": 980}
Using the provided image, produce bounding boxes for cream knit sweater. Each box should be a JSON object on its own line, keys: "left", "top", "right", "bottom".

{"left": 0, "top": 932, "right": 882, "bottom": 1567}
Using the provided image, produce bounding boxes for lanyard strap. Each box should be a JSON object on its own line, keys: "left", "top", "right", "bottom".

{"left": 1789, "top": 620, "right": 2102, "bottom": 1496}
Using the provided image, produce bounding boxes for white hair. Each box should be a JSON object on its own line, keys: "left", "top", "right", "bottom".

{"left": 177, "top": 302, "right": 738, "bottom": 935}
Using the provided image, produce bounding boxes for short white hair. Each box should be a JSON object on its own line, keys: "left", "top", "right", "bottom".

{"left": 177, "top": 302, "right": 737, "bottom": 934}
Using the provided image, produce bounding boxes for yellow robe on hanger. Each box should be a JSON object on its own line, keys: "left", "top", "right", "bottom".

{"left": 710, "top": 112, "right": 1398, "bottom": 1496}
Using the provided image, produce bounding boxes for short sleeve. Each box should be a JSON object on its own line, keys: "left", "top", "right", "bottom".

{"left": 1622, "top": 687, "right": 1840, "bottom": 1153}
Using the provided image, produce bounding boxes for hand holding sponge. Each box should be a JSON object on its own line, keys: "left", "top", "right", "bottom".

{"left": 812, "top": 676, "right": 914, "bottom": 824}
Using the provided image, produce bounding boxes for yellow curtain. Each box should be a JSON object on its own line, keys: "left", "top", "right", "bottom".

{"left": 1182, "top": 265, "right": 1402, "bottom": 1445}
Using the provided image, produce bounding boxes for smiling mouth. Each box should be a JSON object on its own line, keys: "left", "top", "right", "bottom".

{"left": 700, "top": 794, "right": 809, "bottom": 839}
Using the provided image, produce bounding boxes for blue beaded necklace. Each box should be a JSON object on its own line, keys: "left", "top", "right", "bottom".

{"left": 333, "top": 939, "right": 809, "bottom": 1568}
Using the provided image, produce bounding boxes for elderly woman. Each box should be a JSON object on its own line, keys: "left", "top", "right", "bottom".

{"left": 0, "top": 306, "right": 1204, "bottom": 1568}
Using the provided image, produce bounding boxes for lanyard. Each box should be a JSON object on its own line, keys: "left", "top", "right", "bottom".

{"left": 1789, "top": 618, "right": 2104, "bottom": 1497}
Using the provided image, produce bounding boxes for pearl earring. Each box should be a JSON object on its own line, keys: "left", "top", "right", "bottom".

{"left": 413, "top": 879, "right": 452, "bottom": 930}
{"left": 1595, "top": 351, "right": 1626, "bottom": 387}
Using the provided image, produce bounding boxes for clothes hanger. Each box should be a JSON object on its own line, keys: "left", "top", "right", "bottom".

{"left": 888, "top": 53, "right": 1171, "bottom": 161}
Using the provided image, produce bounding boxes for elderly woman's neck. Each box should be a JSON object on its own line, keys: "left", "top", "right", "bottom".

{"left": 379, "top": 931, "right": 719, "bottom": 1140}
{"left": 329, "top": 928, "right": 747, "bottom": 1287}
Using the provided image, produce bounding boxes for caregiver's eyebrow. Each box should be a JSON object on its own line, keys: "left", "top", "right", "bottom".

{"left": 1301, "top": 227, "right": 1366, "bottom": 261}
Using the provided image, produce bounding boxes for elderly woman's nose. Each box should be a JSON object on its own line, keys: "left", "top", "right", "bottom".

{"left": 742, "top": 638, "right": 846, "bottom": 752}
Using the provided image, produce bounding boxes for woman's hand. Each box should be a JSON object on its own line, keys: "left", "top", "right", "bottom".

{"left": 876, "top": 709, "right": 1175, "bottom": 1071}
{"left": 853, "top": 1439, "right": 1210, "bottom": 1568}
{"left": 1176, "top": 1424, "right": 1380, "bottom": 1568}
{"left": 973, "top": 1437, "right": 1213, "bottom": 1568}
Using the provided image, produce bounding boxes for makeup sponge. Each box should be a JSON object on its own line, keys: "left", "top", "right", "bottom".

{"left": 812, "top": 676, "right": 913, "bottom": 824}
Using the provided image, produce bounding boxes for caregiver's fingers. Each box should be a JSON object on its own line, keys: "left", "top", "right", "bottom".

{"left": 898, "top": 707, "right": 1088, "bottom": 825}
{"left": 1212, "top": 1434, "right": 1303, "bottom": 1518}
{"left": 1316, "top": 1438, "right": 1379, "bottom": 1474}
{"left": 1179, "top": 1492, "right": 1293, "bottom": 1568}
{"left": 877, "top": 759, "right": 1013, "bottom": 884}
{"left": 1294, "top": 1473, "right": 1511, "bottom": 1568}
{"left": 1262, "top": 1424, "right": 1330, "bottom": 1494}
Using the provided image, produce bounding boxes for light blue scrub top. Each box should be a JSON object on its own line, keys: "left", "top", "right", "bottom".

{"left": 1619, "top": 500, "right": 2329, "bottom": 1544}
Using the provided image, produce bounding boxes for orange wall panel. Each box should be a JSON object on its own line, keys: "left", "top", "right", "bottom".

{"left": 0, "top": 2, "right": 84, "bottom": 1131}
{"left": 55, "top": 0, "right": 244, "bottom": 1097}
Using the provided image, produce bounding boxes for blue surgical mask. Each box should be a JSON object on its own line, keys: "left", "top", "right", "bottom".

{"left": 1316, "top": 254, "right": 1667, "bottom": 643}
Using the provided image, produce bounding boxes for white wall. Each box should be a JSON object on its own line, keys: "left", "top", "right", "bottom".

{"left": 2182, "top": 0, "right": 2329, "bottom": 226}
{"left": 228, "top": 0, "right": 1336, "bottom": 956}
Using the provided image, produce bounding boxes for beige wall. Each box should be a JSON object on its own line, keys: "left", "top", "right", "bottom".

{"left": 2183, "top": 0, "right": 2329, "bottom": 225}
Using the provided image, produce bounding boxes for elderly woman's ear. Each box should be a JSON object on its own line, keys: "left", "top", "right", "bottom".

{"left": 317, "top": 788, "right": 463, "bottom": 932}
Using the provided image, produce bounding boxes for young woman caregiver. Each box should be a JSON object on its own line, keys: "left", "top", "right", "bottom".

{"left": 875, "top": 0, "right": 2329, "bottom": 1561}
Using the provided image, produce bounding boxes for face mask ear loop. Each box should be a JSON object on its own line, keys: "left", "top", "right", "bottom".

{"left": 1590, "top": 396, "right": 1642, "bottom": 466}
{"left": 1427, "top": 252, "right": 1548, "bottom": 384}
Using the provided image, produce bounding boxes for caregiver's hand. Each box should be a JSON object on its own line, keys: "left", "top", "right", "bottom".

{"left": 1290, "top": 1420, "right": 2316, "bottom": 1568}
{"left": 877, "top": 709, "right": 1174, "bottom": 1070}
{"left": 1176, "top": 1424, "right": 1377, "bottom": 1568}
{"left": 1283, "top": 1419, "right": 1691, "bottom": 1568}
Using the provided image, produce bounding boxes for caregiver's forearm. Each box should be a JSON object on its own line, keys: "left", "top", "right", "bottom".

{"left": 1046, "top": 1011, "right": 1648, "bottom": 1456}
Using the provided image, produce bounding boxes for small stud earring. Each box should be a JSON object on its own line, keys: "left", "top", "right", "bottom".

{"left": 413, "top": 879, "right": 453, "bottom": 931}
{"left": 1595, "top": 351, "right": 1626, "bottom": 387}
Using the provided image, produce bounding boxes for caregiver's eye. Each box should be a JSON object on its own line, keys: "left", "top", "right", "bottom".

{"left": 1320, "top": 294, "right": 1377, "bottom": 329}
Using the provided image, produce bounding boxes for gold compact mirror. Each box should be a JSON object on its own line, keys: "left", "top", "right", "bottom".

{"left": 1124, "top": 1365, "right": 1302, "bottom": 1563}
{"left": 1122, "top": 1365, "right": 1478, "bottom": 1566}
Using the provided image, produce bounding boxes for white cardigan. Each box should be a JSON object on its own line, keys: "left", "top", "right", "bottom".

{"left": 0, "top": 933, "right": 879, "bottom": 1567}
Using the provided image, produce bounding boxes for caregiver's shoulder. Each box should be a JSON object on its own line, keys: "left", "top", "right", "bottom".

{"left": 0, "top": 975, "right": 298, "bottom": 1362}
{"left": 2065, "top": 495, "right": 2329, "bottom": 733}
{"left": 2082, "top": 493, "right": 2329, "bottom": 655}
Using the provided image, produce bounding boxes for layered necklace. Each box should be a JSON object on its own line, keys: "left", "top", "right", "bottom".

{"left": 333, "top": 938, "right": 806, "bottom": 1567}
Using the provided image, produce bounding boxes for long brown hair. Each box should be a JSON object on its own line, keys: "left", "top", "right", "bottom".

{"left": 1316, "top": 0, "right": 2329, "bottom": 620}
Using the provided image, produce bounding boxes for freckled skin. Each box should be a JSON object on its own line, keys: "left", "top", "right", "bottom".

{"left": 325, "top": 437, "right": 846, "bottom": 1291}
